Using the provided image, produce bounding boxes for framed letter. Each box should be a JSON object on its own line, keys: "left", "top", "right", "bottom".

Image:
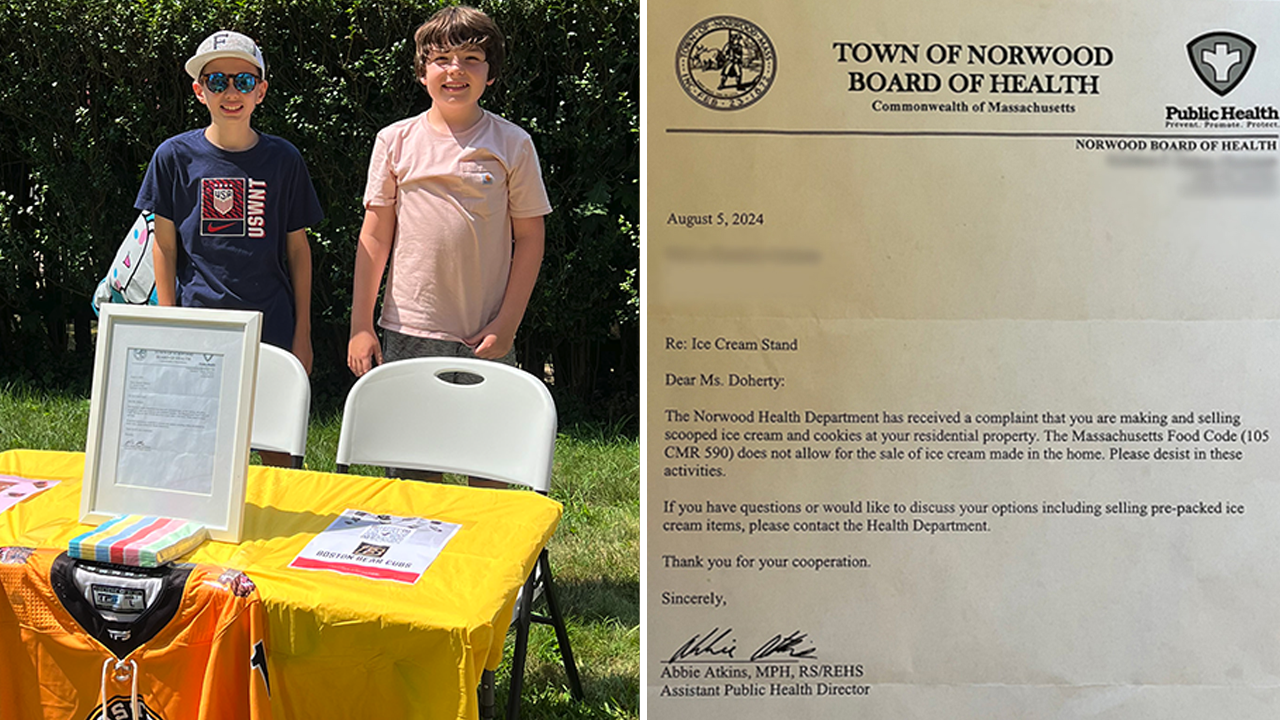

{"left": 82, "top": 305, "right": 260, "bottom": 542}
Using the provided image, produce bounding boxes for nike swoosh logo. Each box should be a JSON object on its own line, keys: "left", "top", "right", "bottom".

{"left": 207, "top": 222, "right": 236, "bottom": 232}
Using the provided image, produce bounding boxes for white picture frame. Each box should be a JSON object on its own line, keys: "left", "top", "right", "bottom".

{"left": 82, "top": 305, "right": 260, "bottom": 542}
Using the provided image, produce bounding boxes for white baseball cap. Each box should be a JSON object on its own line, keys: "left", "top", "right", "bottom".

{"left": 185, "top": 31, "right": 266, "bottom": 79}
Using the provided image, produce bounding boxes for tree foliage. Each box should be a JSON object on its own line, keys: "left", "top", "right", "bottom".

{"left": 0, "top": 0, "right": 638, "bottom": 425}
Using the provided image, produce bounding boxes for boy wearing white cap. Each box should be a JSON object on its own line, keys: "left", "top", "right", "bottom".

{"left": 137, "top": 31, "right": 324, "bottom": 378}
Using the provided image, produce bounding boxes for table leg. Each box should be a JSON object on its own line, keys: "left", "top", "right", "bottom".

{"left": 480, "top": 669, "right": 495, "bottom": 720}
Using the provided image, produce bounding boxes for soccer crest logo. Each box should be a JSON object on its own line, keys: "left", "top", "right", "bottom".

{"left": 676, "top": 16, "right": 776, "bottom": 110}
{"left": 200, "top": 178, "right": 246, "bottom": 236}
{"left": 1187, "top": 31, "right": 1256, "bottom": 97}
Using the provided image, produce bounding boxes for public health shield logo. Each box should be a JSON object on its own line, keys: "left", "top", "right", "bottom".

{"left": 1187, "top": 31, "right": 1256, "bottom": 96}
{"left": 676, "top": 16, "right": 776, "bottom": 110}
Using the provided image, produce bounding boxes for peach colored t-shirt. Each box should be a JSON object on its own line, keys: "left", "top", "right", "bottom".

{"left": 363, "top": 110, "right": 551, "bottom": 342}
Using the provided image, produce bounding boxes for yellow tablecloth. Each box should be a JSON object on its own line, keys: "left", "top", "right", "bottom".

{"left": 0, "top": 449, "right": 562, "bottom": 720}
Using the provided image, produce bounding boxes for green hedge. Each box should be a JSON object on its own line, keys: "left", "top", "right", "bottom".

{"left": 0, "top": 0, "right": 638, "bottom": 425}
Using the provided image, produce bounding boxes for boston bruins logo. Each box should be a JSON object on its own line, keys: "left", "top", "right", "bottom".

{"left": 86, "top": 696, "right": 164, "bottom": 720}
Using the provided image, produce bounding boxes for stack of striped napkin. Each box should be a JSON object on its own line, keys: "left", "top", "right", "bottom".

{"left": 68, "top": 515, "right": 208, "bottom": 567}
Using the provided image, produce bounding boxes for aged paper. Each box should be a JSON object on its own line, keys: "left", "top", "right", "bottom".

{"left": 647, "top": 1, "right": 1280, "bottom": 717}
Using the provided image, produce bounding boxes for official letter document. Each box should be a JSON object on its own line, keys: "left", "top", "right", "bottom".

{"left": 116, "top": 348, "right": 222, "bottom": 495}
{"left": 647, "top": 1, "right": 1280, "bottom": 716}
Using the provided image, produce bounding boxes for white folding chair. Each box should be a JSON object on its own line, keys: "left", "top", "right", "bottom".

{"left": 250, "top": 343, "right": 310, "bottom": 469}
{"left": 334, "top": 358, "right": 583, "bottom": 719}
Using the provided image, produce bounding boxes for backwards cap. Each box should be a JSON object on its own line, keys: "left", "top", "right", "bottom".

{"left": 184, "top": 31, "right": 266, "bottom": 79}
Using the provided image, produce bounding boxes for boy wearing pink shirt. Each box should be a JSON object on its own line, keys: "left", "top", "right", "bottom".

{"left": 347, "top": 6, "right": 550, "bottom": 378}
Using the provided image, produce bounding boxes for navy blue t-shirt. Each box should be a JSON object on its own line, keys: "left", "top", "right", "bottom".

{"left": 136, "top": 129, "right": 324, "bottom": 349}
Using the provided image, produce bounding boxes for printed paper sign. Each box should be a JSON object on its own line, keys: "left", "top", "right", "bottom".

{"left": 289, "top": 509, "right": 461, "bottom": 583}
{"left": 0, "top": 476, "right": 59, "bottom": 514}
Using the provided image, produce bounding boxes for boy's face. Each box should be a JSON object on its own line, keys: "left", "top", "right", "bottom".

{"left": 419, "top": 44, "right": 492, "bottom": 112}
{"left": 193, "top": 57, "right": 268, "bottom": 125}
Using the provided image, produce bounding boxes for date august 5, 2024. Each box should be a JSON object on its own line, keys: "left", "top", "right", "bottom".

{"left": 668, "top": 211, "right": 765, "bottom": 228}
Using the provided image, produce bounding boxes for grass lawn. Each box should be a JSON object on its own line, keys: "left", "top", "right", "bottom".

{"left": 0, "top": 383, "right": 639, "bottom": 720}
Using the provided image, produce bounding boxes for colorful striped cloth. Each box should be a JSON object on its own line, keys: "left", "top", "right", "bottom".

{"left": 68, "top": 516, "right": 208, "bottom": 567}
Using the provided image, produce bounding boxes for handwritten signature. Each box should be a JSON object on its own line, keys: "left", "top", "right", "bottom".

{"left": 665, "top": 628, "right": 817, "bottom": 664}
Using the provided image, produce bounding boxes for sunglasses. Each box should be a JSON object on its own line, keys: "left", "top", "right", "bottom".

{"left": 201, "top": 72, "right": 261, "bottom": 94}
